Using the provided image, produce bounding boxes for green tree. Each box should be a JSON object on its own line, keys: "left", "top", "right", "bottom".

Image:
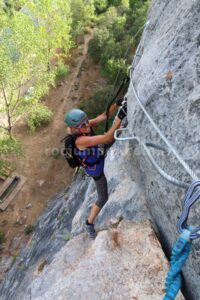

{"left": 26, "top": 0, "right": 73, "bottom": 70}
{"left": 94, "top": 0, "right": 108, "bottom": 14}
{"left": 107, "top": 0, "right": 122, "bottom": 7}
{"left": 0, "top": 1, "right": 76, "bottom": 138}
{"left": 101, "top": 6, "right": 118, "bottom": 28}
{"left": 2, "top": 0, "right": 26, "bottom": 14}
{"left": 127, "top": 0, "right": 150, "bottom": 43}
{"left": 89, "top": 0, "right": 150, "bottom": 82}
{"left": 69, "top": 0, "right": 95, "bottom": 37}
{"left": 0, "top": 10, "right": 46, "bottom": 138}
{"left": 89, "top": 27, "right": 111, "bottom": 62}
{"left": 112, "top": 15, "right": 126, "bottom": 41}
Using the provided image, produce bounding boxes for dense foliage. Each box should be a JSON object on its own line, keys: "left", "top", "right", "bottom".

{"left": 0, "top": 0, "right": 95, "bottom": 138}
{"left": 86, "top": 0, "right": 150, "bottom": 131}
{"left": 89, "top": 0, "right": 150, "bottom": 82}
{"left": 0, "top": 0, "right": 150, "bottom": 173}
{"left": 0, "top": 0, "right": 95, "bottom": 174}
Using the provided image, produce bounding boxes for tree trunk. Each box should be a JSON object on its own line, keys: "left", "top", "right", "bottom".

{"left": 7, "top": 117, "right": 13, "bottom": 139}
{"left": 2, "top": 86, "right": 13, "bottom": 138}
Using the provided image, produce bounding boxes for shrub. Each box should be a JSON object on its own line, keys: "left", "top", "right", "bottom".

{"left": 112, "top": 15, "right": 126, "bottom": 41}
{"left": 55, "top": 62, "right": 69, "bottom": 80}
{"left": 70, "top": 0, "right": 96, "bottom": 36}
{"left": 0, "top": 136, "right": 22, "bottom": 156}
{"left": 27, "top": 103, "right": 53, "bottom": 133}
{"left": 100, "top": 38, "right": 125, "bottom": 68}
{"left": 102, "top": 58, "right": 127, "bottom": 82}
{"left": 0, "top": 136, "right": 22, "bottom": 176}
{"left": 99, "top": 6, "right": 118, "bottom": 29}
{"left": 0, "top": 160, "right": 9, "bottom": 177}
{"left": 94, "top": 0, "right": 108, "bottom": 14}
{"left": 84, "top": 27, "right": 93, "bottom": 34}
{"left": 108, "top": 0, "right": 122, "bottom": 6}
{"left": 24, "top": 224, "right": 34, "bottom": 235}
{"left": 127, "top": 0, "right": 150, "bottom": 43}
{"left": 88, "top": 27, "right": 110, "bottom": 62}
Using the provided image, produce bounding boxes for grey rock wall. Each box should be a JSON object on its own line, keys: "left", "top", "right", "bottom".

{"left": 0, "top": 179, "right": 89, "bottom": 300}
{"left": 127, "top": 0, "right": 200, "bottom": 299}
{"left": 19, "top": 220, "right": 184, "bottom": 300}
{"left": 0, "top": 142, "right": 150, "bottom": 300}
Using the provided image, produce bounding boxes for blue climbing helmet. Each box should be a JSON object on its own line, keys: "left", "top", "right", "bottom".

{"left": 64, "top": 109, "right": 88, "bottom": 128}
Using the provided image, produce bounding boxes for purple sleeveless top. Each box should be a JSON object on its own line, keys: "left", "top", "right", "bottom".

{"left": 75, "top": 131, "right": 105, "bottom": 177}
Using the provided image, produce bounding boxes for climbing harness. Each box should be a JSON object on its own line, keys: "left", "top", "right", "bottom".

{"left": 164, "top": 180, "right": 200, "bottom": 300}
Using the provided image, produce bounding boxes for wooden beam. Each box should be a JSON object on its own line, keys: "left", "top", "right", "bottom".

{"left": 0, "top": 174, "right": 26, "bottom": 211}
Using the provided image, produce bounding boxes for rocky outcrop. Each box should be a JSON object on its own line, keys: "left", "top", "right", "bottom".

{"left": 0, "top": 141, "right": 153, "bottom": 300}
{"left": 20, "top": 220, "right": 184, "bottom": 300}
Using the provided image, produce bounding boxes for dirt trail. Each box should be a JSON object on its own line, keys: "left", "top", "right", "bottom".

{"left": 0, "top": 31, "right": 105, "bottom": 261}
{"left": 52, "top": 33, "right": 92, "bottom": 132}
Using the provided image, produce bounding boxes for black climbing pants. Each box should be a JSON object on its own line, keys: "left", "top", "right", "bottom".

{"left": 92, "top": 173, "right": 108, "bottom": 209}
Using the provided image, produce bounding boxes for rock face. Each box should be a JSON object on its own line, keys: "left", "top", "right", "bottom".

{"left": 127, "top": 0, "right": 200, "bottom": 299}
{"left": 19, "top": 221, "right": 183, "bottom": 300}
{"left": 0, "top": 141, "right": 153, "bottom": 300}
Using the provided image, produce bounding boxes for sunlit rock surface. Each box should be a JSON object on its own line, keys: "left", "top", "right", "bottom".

{"left": 20, "top": 221, "right": 184, "bottom": 300}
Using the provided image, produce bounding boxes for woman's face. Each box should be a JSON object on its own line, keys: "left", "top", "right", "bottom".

{"left": 79, "top": 123, "right": 91, "bottom": 134}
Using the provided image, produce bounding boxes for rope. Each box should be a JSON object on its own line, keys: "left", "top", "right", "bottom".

{"left": 114, "top": 128, "right": 189, "bottom": 189}
{"left": 142, "top": 143, "right": 189, "bottom": 189}
{"left": 164, "top": 181, "right": 200, "bottom": 299}
{"left": 129, "top": 72, "right": 198, "bottom": 182}
{"left": 177, "top": 180, "right": 200, "bottom": 240}
{"left": 164, "top": 229, "right": 192, "bottom": 300}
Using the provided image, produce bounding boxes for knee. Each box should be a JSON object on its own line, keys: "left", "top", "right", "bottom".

{"left": 95, "top": 193, "right": 108, "bottom": 209}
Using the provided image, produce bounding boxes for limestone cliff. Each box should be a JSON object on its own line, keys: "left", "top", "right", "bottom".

{"left": 0, "top": 0, "right": 200, "bottom": 299}
{"left": 128, "top": 0, "right": 200, "bottom": 299}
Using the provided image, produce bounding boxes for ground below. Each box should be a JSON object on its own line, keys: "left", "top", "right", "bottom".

{"left": 0, "top": 32, "right": 107, "bottom": 277}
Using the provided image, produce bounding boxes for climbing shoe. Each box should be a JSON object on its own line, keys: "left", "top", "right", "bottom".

{"left": 84, "top": 221, "right": 97, "bottom": 239}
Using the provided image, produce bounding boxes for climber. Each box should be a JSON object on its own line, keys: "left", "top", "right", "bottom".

{"left": 64, "top": 99, "right": 127, "bottom": 238}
